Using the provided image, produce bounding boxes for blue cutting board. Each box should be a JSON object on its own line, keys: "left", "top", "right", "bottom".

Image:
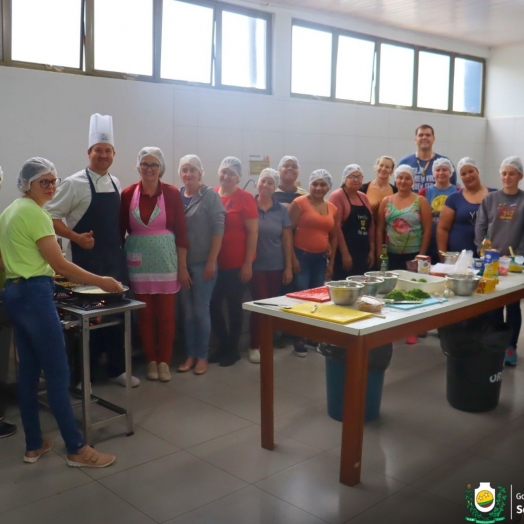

{"left": 387, "top": 297, "right": 448, "bottom": 310}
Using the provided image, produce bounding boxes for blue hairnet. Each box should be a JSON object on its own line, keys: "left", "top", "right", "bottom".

{"left": 219, "top": 156, "right": 242, "bottom": 179}
{"left": 309, "top": 169, "right": 332, "bottom": 190}
{"left": 17, "top": 157, "right": 57, "bottom": 193}
{"left": 258, "top": 168, "right": 280, "bottom": 187}
{"left": 137, "top": 147, "right": 166, "bottom": 177}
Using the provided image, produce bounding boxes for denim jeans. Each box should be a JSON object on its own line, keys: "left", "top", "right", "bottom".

{"left": 179, "top": 262, "right": 217, "bottom": 359}
{"left": 293, "top": 248, "right": 327, "bottom": 291}
{"left": 2, "top": 277, "right": 85, "bottom": 454}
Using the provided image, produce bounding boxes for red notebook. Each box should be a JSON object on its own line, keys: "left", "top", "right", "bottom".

{"left": 286, "top": 286, "right": 330, "bottom": 302}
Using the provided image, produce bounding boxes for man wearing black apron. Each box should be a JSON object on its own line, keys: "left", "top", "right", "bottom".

{"left": 47, "top": 114, "right": 138, "bottom": 387}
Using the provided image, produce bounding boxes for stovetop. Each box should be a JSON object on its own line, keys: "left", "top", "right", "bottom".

{"left": 54, "top": 292, "right": 130, "bottom": 311}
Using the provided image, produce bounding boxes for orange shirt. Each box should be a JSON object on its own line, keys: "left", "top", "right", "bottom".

{"left": 293, "top": 195, "right": 337, "bottom": 253}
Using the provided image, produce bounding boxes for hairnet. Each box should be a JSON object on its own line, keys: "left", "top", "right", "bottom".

{"left": 341, "top": 164, "right": 363, "bottom": 183}
{"left": 278, "top": 156, "right": 300, "bottom": 171}
{"left": 432, "top": 157, "right": 454, "bottom": 173}
{"left": 457, "top": 157, "right": 479, "bottom": 174}
{"left": 178, "top": 154, "right": 204, "bottom": 177}
{"left": 17, "top": 157, "right": 57, "bottom": 193}
{"left": 219, "top": 156, "right": 242, "bottom": 179}
{"left": 309, "top": 169, "right": 332, "bottom": 190}
{"left": 137, "top": 147, "right": 166, "bottom": 177}
{"left": 258, "top": 168, "right": 280, "bottom": 187}
{"left": 500, "top": 156, "right": 524, "bottom": 175}
{"left": 394, "top": 164, "right": 416, "bottom": 180}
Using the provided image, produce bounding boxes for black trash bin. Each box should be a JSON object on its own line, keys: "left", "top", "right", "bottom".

{"left": 439, "top": 319, "right": 510, "bottom": 412}
{"left": 318, "top": 343, "right": 393, "bottom": 422}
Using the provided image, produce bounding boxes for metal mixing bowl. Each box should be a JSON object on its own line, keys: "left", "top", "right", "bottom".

{"left": 346, "top": 276, "right": 384, "bottom": 297}
{"left": 364, "top": 271, "right": 399, "bottom": 294}
{"left": 326, "top": 281, "right": 364, "bottom": 305}
{"left": 446, "top": 274, "right": 480, "bottom": 296}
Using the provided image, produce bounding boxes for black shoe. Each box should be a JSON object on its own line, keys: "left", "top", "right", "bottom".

{"left": 0, "top": 420, "right": 17, "bottom": 438}
{"left": 208, "top": 352, "right": 223, "bottom": 364}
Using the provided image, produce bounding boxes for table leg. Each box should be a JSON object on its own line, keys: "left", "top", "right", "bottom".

{"left": 260, "top": 314, "right": 274, "bottom": 450}
{"left": 339, "top": 336, "right": 368, "bottom": 486}
{"left": 81, "top": 317, "right": 92, "bottom": 446}
{"left": 124, "top": 311, "right": 134, "bottom": 436}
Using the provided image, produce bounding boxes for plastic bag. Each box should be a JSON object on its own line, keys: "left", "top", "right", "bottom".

{"left": 450, "top": 249, "right": 473, "bottom": 275}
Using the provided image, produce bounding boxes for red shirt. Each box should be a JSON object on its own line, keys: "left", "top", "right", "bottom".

{"left": 120, "top": 181, "right": 189, "bottom": 249}
{"left": 214, "top": 187, "right": 258, "bottom": 270}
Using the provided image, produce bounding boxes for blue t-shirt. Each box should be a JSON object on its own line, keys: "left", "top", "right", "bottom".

{"left": 426, "top": 185, "right": 458, "bottom": 224}
{"left": 253, "top": 197, "right": 292, "bottom": 271}
{"left": 445, "top": 189, "right": 496, "bottom": 255}
{"left": 397, "top": 153, "right": 457, "bottom": 192}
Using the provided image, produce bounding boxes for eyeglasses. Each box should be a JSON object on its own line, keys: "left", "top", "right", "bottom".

{"left": 347, "top": 175, "right": 363, "bottom": 180}
{"left": 140, "top": 162, "right": 161, "bottom": 171}
{"left": 39, "top": 178, "right": 61, "bottom": 188}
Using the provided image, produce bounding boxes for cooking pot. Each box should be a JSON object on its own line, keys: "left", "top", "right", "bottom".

{"left": 71, "top": 285, "right": 129, "bottom": 302}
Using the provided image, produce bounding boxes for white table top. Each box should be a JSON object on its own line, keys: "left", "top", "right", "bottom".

{"left": 243, "top": 274, "right": 524, "bottom": 336}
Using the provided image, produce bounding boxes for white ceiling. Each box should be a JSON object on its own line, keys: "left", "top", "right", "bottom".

{"left": 267, "top": 0, "right": 524, "bottom": 48}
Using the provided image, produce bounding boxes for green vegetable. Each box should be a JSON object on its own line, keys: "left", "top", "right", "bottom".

{"left": 418, "top": 278, "right": 427, "bottom": 283}
{"left": 404, "top": 288, "right": 431, "bottom": 300}
{"left": 384, "top": 290, "right": 405, "bottom": 301}
{"left": 411, "top": 278, "right": 417, "bottom": 281}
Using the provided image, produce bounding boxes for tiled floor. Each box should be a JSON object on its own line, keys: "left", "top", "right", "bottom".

{"left": 2, "top": 333, "right": 524, "bottom": 523}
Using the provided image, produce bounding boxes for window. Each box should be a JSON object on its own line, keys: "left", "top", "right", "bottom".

{"left": 11, "top": 0, "right": 82, "bottom": 68}
{"left": 379, "top": 43, "right": 414, "bottom": 107}
{"left": 94, "top": 0, "right": 153, "bottom": 76}
{"left": 291, "top": 25, "right": 332, "bottom": 97}
{"left": 453, "top": 57, "right": 483, "bottom": 114}
{"left": 417, "top": 51, "right": 450, "bottom": 111}
{"left": 161, "top": 0, "right": 214, "bottom": 83}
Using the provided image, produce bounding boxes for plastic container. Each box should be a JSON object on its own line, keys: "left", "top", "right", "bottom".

{"left": 394, "top": 270, "right": 447, "bottom": 294}
{"left": 499, "top": 257, "right": 510, "bottom": 276}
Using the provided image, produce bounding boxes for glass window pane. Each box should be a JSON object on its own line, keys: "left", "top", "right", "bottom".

{"left": 379, "top": 43, "right": 414, "bottom": 106}
{"left": 94, "top": 0, "right": 153, "bottom": 76}
{"left": 291, "top": 26, "right": 332, "bottom": 97}
{"left": 221, "top": 11, "right": 267, "bottom": 89}
{"left": 11, "top": 0, "right": 82, "bottom": 68}
{"left": 453, "top": 58, "right": 483, "bottom": 114}
{"left": 417, "top": 51, "right": 450, "bottom": 110}
{"left": 336, "top": 36, "right": 375, "bottom": 102}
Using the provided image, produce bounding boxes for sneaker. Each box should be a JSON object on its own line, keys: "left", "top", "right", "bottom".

{"left": 109, "top": 373, "right": 140, "bottom": 388}
{"left": 505, "top": 348, "right": 518, "bottom": 367}
{"left": 158, "top": 362, "right": 172, "bottom": 382}
{"left": 248, "top": 349, "right": 261, "bottom": 363}
{"left": 24, "top": 438, "right": 54, "bottom": 463}
{"left": 405, "top": 335, "right": 418, "bottom": 345}
{"left": 193, "top": 359, "right": 208, "bottom": 375}
{"left": 147, "top": 361, "right": 159, "bottom": 381}
{"left": 0, "top": 420, "right": 17, "bottom": 438}
{"left": 66, "top": 445, "right": 116, "bottom": 468}
{"left": 294, "top": 345, "right": 308, "bottom": 357}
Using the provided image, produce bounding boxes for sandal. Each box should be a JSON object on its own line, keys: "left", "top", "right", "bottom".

{"left": 67, "top": 445, "right": 116, "bottom": 468}
{"left": 177, "top": 357, "right": 196, "bottom": 373}
{"left": 24, "top": 438, "right": 54, "bottom": 464}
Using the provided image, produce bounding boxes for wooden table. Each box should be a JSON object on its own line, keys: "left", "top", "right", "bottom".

{"left": 243, "top": 275, "right": 524, "bottom": 487}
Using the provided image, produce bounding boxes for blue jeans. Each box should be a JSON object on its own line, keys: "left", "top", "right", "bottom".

{"left": 179, "top": 262, "right": 217, "bottom": 359}
{"left": 2, "top": 277, "right": 85, "bottom": 454}
{"left": 293, "top": 248, "right": 327, "bottom": 291}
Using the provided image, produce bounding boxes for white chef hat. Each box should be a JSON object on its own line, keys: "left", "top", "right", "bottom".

{"left": 432, "top": 157, "right": 454, "bottom": 172}
{"left": 278, "top": 156, "right": 300, "bottom": 171}
{"left": 258, "top": 168, "right": 280, "bottom": 187}
{"left": 457, "top": 157, "right": 479, "bottom": 174}
{"left": 17, "top": 157, "right": 57, "bottom": 193}
{"left": 341, "top": 164, "right": 363, "bottom": 183}
{"left": 500, "top": 156, "right": 524, "bottom": 175}
{"left": 178, "top": 154, "right": 204, "bottom": 178}
{"left": 88, "top": 113, "right": 114, "bottom": 149}
{"left": 309, "top": 169, "right": 332, "bottom": 190}
{"left": 219, "top": 156, "right": 242, "bottom": 179}
{"left": 137, "top": 147, "right": 166, "bottom": 177}
{"left": 394, "top": 164, "right": 416, "bottom": 180}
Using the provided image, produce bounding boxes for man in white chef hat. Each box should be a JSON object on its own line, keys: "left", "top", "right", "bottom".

{"left": 47, "top": 114, "right": 140, "bottom": 388}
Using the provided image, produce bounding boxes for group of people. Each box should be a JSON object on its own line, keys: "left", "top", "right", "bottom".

{"left": 1, "top": 117, "right": 523, "bottom": 469}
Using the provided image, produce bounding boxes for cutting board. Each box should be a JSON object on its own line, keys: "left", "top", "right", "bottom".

{"left": 284, "top": 302, "right": 372, "bottom": 324}
{"left": 387, "top": 297, "right": 448, "bottom": 310}
{"left": 286, "top": 286, "right": 330, "bottom": 302}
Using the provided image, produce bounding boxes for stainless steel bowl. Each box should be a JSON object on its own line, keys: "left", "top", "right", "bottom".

{"left": 364, "top": 271, "right": 399, "bottom": 294}
{"left": 441, "top": 251, "right": 460, "bottom": 264}
{"left": 346, "top": 276, "right": 384, "bottom": 297}
{"left": 326, "top": 281, "right": 364, "bottom": 305}
{"left": 446, "top": 274, "right": 480, "bottom": 296}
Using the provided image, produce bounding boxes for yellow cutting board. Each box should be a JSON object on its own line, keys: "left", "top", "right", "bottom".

{"left": 283, "top": 302, "right": 373, "bottom": 324}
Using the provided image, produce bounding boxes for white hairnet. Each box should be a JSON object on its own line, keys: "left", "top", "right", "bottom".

{"left": 258, "top": 168, "right": 280, "bottom": 187}
{"left": 341, "top": 164, "right": 363, "bottom": 183}
{"left": 278, "top": 156, "right": 300, "bottom": 171}
{"left": 432, "top": 157, "right": 454, "bottom": 172}
{"left": 219, "top": 156, "right": 242, "bottom": 179}
{"left": 17, "top": 157, "right": 57, "bottom": 193}
{"left": 457, "top": 157, "right": 479, "bottom": 174}
{"left": 500, "top": 156, "right": 524, "bottom": 175}
{"left": 394, "top": 164, "right": 416, "bottom": 180}
{"left": 178, "top": 154, "right": 204, "bottom": 177}
{"left": 309, "top": 169, "right": 332, "bottom": 190}
{"left": 137, "top": 147, "right": 166, "bottom": 177}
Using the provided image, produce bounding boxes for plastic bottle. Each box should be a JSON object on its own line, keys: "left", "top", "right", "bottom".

{"left": 480, "top": 237, "right": 492, "bottom": 258}
{"left": 379, "top": 244, "right": 389, "bottom": 272}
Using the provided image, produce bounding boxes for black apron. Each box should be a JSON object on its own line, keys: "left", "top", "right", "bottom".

{"left": 333, "top": 190, "right": 372, "bottom": 279}
{"left": 71, "top": 169, "right": 127, "bottom": 283}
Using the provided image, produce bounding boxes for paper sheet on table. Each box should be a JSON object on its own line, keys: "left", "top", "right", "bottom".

{"left": 431, "top": 263, "right": 478, "bottom": 275}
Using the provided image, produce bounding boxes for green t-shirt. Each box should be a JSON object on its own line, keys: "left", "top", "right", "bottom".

{"left": 0, "top": 198, "right": 55, "bottom": 279}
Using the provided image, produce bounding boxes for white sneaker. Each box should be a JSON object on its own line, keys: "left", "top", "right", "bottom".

{"left": 158, "top": 362, "right": 172, "bottom": 382}
{"left": 75, "top": 381, "right": 92, "bottom": 394}
{"left": 147, "top": 361, "right": 159, "bottom": 381}
{"left": 109, "top": 373, "right": 140, "bottom": 388}
{"left": 248, "top": 349, "right": 261, "bottom": 363}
